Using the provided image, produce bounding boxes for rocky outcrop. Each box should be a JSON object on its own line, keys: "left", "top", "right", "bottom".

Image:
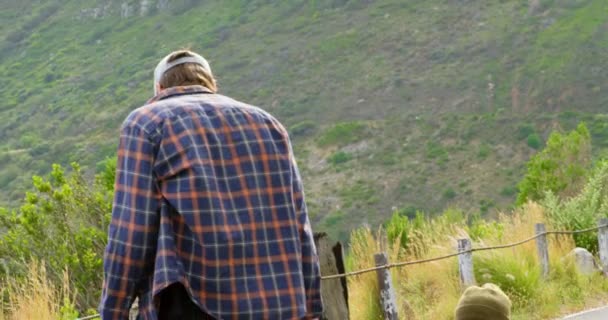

{"left": 78, "top": 0, "right": 171, "bottom": 20}
{"left": 120, "top": 2, "right": 134, "bottom": 18}
{"left": 78, "top": 3, "right": 112, "bottom": 20}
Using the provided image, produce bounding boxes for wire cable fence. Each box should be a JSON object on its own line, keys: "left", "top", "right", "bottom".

{"left": 321, "top": 224, "right": 608, "bottom": 280}
{"left": 76, "top": 223, "right": 608, "bottom": 320}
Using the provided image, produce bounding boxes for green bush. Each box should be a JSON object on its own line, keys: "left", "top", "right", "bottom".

{"left": 517, "top": 123, "right": 536, "bottom": 140}
{"left": 0, "top": 166, "right": 19, "bottom": 187}
{"left": 542, "top": 161, "right": 608, "bottom": 253}
{"left": 322, "top": 210, "right": 345, "bottom": 228}
{"left": 426, "top": 141, "right": 447, "bottom": 159}
{"left": 500, "top": 185, "right": 518, "bottom": 197}
{"left": 479, "top": 199, "right": 495, "bottom": 214}
{"left": 517, "top": 123, "right": 591, "bottom": 205}
{"left": 442, "top": 188, "right": 457, "bottom": 200}
{"left": 0, "top": 163, "right": 113, "bottom": 310}
{"left": 477, "top": 144, "right": 491, "bottom": 159}
{"left": 29, "top": 142, "right": 51, "bottom": 157}
{"left": 376, "top": 151, "right": 398, "bottom": 166}
{"left": 95, "top": 156, "right": 117, "bottom": 191}
{"left": 393, "top": 205, "right": 418, "bottom": 220}
{"left": 467, "top": 218, "right": 504, "bottom": 241}
{"left": 339, "top": 180, "right": 378, "bottom": 208}
{"left": 328, "top": 151, "right": 352, "bottom": 165}
{"left": 526, "top": 133, "right": 542, "bottom": 149}
{"left": 317, "top": 122, "right": 367, "bottom": 147}
{"left": 289, "top": 120, "right": 317, "bottom": 137}
{"left": 18, "top": 133, "right": 41, "bottom": 149}
{"left": 426, "top": 142, "right": 448, "bottom": 159}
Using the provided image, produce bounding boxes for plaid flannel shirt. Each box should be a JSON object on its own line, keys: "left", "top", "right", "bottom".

{"left": 100, "top": 86, "right": 322, "bottom": 320}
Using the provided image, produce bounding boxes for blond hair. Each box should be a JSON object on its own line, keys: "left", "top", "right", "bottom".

{"left": 159, "top": 50, "right": 218, "bottom": 92}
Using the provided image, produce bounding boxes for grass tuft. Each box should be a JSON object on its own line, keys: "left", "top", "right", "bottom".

{"left": 0, "top": 261, "right": 78, "bottom": 320}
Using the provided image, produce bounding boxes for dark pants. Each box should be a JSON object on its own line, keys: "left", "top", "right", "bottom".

{"left": 158, "top": 283, "right": 214, "bottom": 320}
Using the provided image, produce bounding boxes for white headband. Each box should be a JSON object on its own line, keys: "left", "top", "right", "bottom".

{"left": 153, "top": 52, "right": 212, "bottom": 94}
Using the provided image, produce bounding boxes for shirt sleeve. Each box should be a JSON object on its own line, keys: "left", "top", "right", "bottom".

{"left": 291, "top": 155, "right": 323, "bottom": 318}
{"left": 100, "top": 122, "right": 160, "bottom": 320}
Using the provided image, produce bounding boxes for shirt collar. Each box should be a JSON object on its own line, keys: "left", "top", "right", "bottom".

{"left": 147, "top": 85, "right": 213, "bottom": 104}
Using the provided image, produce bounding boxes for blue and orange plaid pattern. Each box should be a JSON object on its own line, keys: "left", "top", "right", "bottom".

{"left": 100, "top": 86, "right": 322, "bottom": 320}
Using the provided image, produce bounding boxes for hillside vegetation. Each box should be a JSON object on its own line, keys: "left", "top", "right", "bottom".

{"left": 1, "top": 0, "right": 608, "bottom": 239}
{"left": 2, "top": 127, "right": 608, "bottom": 319}
{"left": 3, "top": 2, "right": 608, "bottom": 318}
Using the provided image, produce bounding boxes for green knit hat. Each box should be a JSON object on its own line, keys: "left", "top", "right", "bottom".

{"left": 455, "top": 283, "right": 512, "bottom": 320}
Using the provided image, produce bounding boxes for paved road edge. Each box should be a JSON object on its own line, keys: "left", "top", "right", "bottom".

{"left": 561, "top": 306, "right": 608, "bottom": 319}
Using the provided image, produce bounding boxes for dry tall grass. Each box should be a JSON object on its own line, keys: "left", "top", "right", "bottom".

{"left": 0, "top": 261, "right": 77, "bottom": 320}
{"left": 1, "top": 204, "right": 607, "bottom": 320}
{"left": 347, "top": 203, "right": 608, "bottom": 320}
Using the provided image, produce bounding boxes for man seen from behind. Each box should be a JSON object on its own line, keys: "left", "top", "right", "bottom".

{"left": 100, "top": 49, "right": 323, "bottom": 320}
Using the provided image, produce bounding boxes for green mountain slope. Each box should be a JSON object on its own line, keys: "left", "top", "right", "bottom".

{"left": 1, "top": 0, "right": 607, "bottom": 240}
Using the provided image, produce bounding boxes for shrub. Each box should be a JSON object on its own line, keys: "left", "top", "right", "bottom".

{"left": 317, "top": 122, "right": 367, "bottom": 147}
{"left": 426, "top": 142, "right": 448, "bottom": 160}
{"left": 95, "top": 156, "right": 117, "bottom": 191}
{"left": 479, "top": 199, "right": 495, "bottom": 214}
{"left": 289, "top": 120, "right": 317, "bottom": 137}
{"left": 542, "top": 161, "right": 608, "bottom": 253}
{"left": 395, "top": 206, "right": 418, "bottom": 220}
{"left": 589, "top": 115, "right": 608, "bottom": 148}
{"left": 477, "top": 143, "right": 491, "bottom": 159}
{"left": 18, "top": 133, "right": 41, "bottom": 149}
{"left": 517, "top": 123, "right": 591, "bottom": 205}
{"left": 322, "top": 210, "right": 345, "bottom": 229}
{"left": 0, "top": 163, "right": 113, "bottom": 311}
{"left": 425, "top": 142, "right": 441, "bottom": 158}
{"left": 0, "top": 167, "right": 19, "bottom": 187}
{"left": 467, "top": 218, "right": 504, "bottom": 241}
{"left": 517, "top": 123, "right": 536, "bottom": 140}
{"left": 500, "top": 185, "right": 518, "bottom": 197}
{"left": 526, "top": 133, "right": 542, "bottom": 149}
{"left": 442, "top": 188, "right": 457, "bottom": 200}
{"left": 339, "top": 180, "right": 378, "bottom": 208}
{"left": 376, "top": 151, "right": 398, "bottom": 166}
{"left": 328, "top": 151, "right": 352, "bottom": 165}
{"left": 29, "top": 142, "right": 51, "bottom": 157}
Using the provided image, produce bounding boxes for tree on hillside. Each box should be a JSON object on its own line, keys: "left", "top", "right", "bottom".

{"left": 516, "top": 123, "right": 591, "bottom": 205}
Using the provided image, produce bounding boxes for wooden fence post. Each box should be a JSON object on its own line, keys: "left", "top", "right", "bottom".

{"left": 374, "top": 252, "right": 399, "bottom": 320}
{"left": 458, "top": 238, "right": 476, "bottom": 287}
{"left": 598, "top": 218, "right": 608, "bottom": 274}
{"left": 314, "top": 233, "right": 349, "bottom": 320}
{"left": 535, "top": 223, "right": 549, "bottom": 278}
